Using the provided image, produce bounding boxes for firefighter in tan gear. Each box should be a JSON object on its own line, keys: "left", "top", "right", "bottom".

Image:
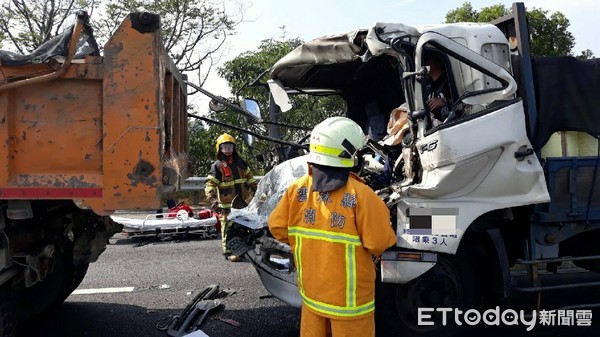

{"left": 205, "top": 133, "right": 257, "bottom": 262}
{"left": 268, "top": 117, "right": 397, "bottom": 337}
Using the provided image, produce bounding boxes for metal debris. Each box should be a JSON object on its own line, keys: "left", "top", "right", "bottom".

{"left": 212, "top": 316, "right": 241, "bottom": 328}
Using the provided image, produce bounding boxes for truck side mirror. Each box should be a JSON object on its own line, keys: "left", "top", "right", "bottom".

{"left": 208, "top": 98, "right": 227, "bottom": 112}
{"left": 241, "top": 98, "right": 262, "bottom": 124}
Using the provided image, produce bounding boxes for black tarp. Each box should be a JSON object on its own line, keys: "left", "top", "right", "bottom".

{"left": 0, "top": 24, "right": 99, "bottom": 66}
{"left": 532, "top": 56, "right": 600, "bottom": 149}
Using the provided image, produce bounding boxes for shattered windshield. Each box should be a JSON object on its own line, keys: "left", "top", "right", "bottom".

{"left": 229, "top": 156, "right": 308, "bottom": 229}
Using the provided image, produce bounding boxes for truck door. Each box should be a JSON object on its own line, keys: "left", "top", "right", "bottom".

{"left": 405, "top": 30, "right": 549, "bottom": 212}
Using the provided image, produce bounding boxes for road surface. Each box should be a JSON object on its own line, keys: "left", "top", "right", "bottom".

{"left": 19, "top": 233, "right": 600, "bottom": 337}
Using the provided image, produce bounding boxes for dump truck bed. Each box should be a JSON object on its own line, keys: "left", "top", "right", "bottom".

{"left": 0, "top": 12, "right": 188, "bottom": 215}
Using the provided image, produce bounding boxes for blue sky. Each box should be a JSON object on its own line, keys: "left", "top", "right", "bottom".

{"left": 196, "top": 0, "right": 599, "bottom": 106}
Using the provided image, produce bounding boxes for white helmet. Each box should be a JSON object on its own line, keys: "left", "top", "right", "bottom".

{"left": 308, "top": 117, "right": 365, "bottom": 168}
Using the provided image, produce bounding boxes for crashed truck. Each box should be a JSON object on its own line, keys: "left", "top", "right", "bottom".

{"left": 226, "top": 2, "right": 600, "bottom": 336}
{"left": 0, "top": 11, "right": 188, "bottom": 334}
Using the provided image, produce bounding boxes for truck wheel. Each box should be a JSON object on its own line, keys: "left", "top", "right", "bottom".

{"left": 58, "top": 262, "right": 90, "bottom": 303}
{"left": 0, "top": 290, "right": 17, "bottom": 337}
{"left": 376, "top": 252, "right": 481, "bottom": 337}
{"left": 13, "top": 247, "right": 75, "bottom": 320}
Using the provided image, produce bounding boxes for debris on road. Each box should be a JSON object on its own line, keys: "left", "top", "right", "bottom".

{"left": 157, "top": 284, "right": 243, "bottom": 336}
{"left": 212, "top": 316, "right": 241, "bottom": 328}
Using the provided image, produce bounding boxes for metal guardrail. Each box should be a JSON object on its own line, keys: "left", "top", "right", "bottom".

{"left": 180, "top": 176, "right": 263, "bottom": 205}
{"left": 180, "top": 177, "right": 209, "bottom": 191}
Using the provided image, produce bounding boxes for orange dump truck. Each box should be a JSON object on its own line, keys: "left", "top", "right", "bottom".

{"left": 0, "top": 11, "right": 188, "bottom": 331}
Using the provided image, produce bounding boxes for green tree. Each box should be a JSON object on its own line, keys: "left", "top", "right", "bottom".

{"left": 445, "top": 2, "right": 478, "bottom": 23}
{"left": 526, "top": 8, "right": 574, "bottom": 57}
{"left": 97, "top": 0, "right": 243, "bottom": 91}
{"left": 577, "top": 49, "right": 595, "bottom": 60}
{"left": 188, "top": 37, "right": 305, "bottom": 176}
{"left": 0, "top": 0, "right": 96, "bottom": 54}
{"left": 445, "top": 2, "right": 577, "bottom": 57}
{"left": 189, "top": 36, "right": 345, "bottom": 176}
{"left": 0, "top": 0, "right": 243, "bottom": 91}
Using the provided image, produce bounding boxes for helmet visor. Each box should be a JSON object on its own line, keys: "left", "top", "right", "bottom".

{"left": 220, "top": 143, "right": 234, "bottom": 153}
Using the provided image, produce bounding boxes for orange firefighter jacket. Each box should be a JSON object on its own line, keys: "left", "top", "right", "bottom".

{"left": 268, "top": 171, "right": 397, "bottom": 319}
{"left": 205, "top": 157, "right": 257, "bottom": 210}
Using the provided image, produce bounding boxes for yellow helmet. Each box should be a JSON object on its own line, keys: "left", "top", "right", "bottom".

{"left": 216, "top": 133, "right": 236, "bottom": 153}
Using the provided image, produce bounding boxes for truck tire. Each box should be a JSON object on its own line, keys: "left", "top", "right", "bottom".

{"left": 13, "top": 246, "right": 75, "bottom": 321}
{"left": 376, "top": 251, "right": 482, "bottom": 337}
{"left": 58, "top": 261, "right": 89, "bottom": 303}
{"left": 0, "top": 290, "right": 17, "bottom": 337}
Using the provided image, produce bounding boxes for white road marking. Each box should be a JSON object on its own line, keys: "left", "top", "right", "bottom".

{"left": 72, "top": 286, "right": 135, "bottom": 295}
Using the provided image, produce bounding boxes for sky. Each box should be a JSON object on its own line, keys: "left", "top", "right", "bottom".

{"left": 195, "top": 0, "right": 600, "bottom": 107}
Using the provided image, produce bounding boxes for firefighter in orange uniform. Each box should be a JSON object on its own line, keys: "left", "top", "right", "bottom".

{"left": 205, "top": 133, "right": 257, "bottom": 262}
{"left": 268, "top": 117, "right": 397, "bottom": 337}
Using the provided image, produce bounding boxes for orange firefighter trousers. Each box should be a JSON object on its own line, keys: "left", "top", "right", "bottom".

{"left": 300, "top": 304, "right": 375, "bottom": 337}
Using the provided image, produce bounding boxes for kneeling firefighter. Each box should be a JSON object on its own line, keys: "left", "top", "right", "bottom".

{"left": 268, "top": 117, "right": 397, "bottom": 337}
{"left": 205, "top": 133, "right": 257, "bottom": 262}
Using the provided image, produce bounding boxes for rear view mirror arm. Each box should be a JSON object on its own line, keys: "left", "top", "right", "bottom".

{"left": 188, "top": 113, "right": 308, "bottom": 150}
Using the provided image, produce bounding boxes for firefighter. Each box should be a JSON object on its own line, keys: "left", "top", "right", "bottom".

{"left": 268, "top": 117, "right": 397, "bottom": 337}
{"left": 205, "top": 133, "right": 257, "bottom": 262}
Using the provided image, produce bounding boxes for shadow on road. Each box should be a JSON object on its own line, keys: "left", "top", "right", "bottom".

{"left": 18, "top": 301, "right": 178, "bottom": 337}
{"left": 19, "top": 301, "right": 300, "bottom": 337}
{"left": 110, "top": 234, "right": 220, "bottom": 247}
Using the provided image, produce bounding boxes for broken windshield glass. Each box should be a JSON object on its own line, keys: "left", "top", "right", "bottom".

{"left": 229, "top": 155, "right": 308, "bottom": 228}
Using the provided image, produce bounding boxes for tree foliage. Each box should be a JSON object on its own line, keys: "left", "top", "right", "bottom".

{"left": 0, "top": 0, "right": 94, "bottom": 54}
{"left": 0, "top": 0, "right": 243, "bottom": 90}
{"left": 445, "top": 2, "right": 515, "bottom": 23}
{"left": 188, "top": 108, "right": 278, "bottom": 177}
{"left": 188, "top": 37, "right": 345, "bottom": 176}
{"left": 188, "top": 37, "right": 305, "bottom": 176}
{"left": 577, "top": 49, "right": 595, "bottom": 60}
{"left": 445, "top": 2, "right": 579, "bottom": 57}
{"left": 526, "top": 8, "right": 574, "bottom": 57}
{"left": 218, "top": 37, "right": 344, "bottom": 140}
{"left": 97, "top": 0, "right": 243, "bottom": 91}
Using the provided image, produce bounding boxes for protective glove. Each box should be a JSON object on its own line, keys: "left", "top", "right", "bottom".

{"left": 207, "top": 194, "right": 218, "bottom": 211}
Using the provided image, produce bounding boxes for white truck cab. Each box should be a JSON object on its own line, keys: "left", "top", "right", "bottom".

{"left": 227, "top": 3, "right": 600, "bottom": 336}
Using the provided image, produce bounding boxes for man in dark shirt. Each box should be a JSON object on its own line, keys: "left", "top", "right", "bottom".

{"left": 424, "top": 53, "right": 452, "bottom": 124}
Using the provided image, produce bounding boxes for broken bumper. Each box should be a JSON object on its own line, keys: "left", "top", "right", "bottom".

{"left": 227, "top": 223, "right": 301, "bottom": 308}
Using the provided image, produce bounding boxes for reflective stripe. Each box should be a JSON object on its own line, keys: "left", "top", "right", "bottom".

{"left": 309, "top": 144, "right": 354, "bottom": 166}
{"left": 217, "top": 178, "right": 248, "bottom": 188}
{"left": 291, "top": 226, "right": 368, "bottom": 317}
{"left": 218, "top": 203, "right": 232, "bottom": 209}
{"left": 289, "top": 226, "right": 361, "bottom": 246}
{"left": 310, "top": 144, "right": 344, "bottom": 157}
{"left": 218, "top": 181, "right": 236, "bottom": 187}
{"left": 346, "top": 244, "right": 357, "bottom": 307}
{"left": 300, "top": 290, "right": 375, "bottom": 317}
{"left": 296, "top": 236, "right": 303, "bottom": 292}
{"left": 206, "top": 176, "right": 220, "bottom": 184}
{"left": 247, "top": 178, "right": 256, "bottom": 184}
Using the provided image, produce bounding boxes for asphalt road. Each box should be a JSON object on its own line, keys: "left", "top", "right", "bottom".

{"left": 17, "top": 232, "right": 600, "bottom": 337}
{"left": 20, "top": 233, "right": 300, "bottom": 337}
